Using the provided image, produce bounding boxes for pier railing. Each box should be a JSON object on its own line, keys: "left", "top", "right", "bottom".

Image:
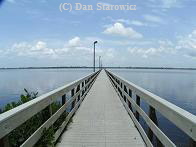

{"left": 106, "top": 70, "right": 196, "bottom": 147}
{"left": 0, "top": 70, "right": 100, "bottom": 147}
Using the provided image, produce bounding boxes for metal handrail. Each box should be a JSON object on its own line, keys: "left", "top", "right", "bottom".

{"left": 106, "top": 70, "right": 196, "bottom": 147}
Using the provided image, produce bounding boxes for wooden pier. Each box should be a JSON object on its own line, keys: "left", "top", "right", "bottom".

{"left": 0, "top": 69, "right": 196, "bottom": 147}
{"left": 56, "top": 70, "right": 145, "bottom": 147}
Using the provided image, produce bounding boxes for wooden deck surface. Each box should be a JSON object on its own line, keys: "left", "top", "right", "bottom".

{"left": 56, "top": 70, "right": 145, "bottom": 147}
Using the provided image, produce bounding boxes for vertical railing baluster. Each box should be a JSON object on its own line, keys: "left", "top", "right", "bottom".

{"left": 128, "top": 89, "right": 133, "bottom": 112}
{"left": 82, "top": 82, "right": 84, "bottom": 96}
{"left": 136, "top": 95, "right": 140, "bottom": 121}
{"left": 148, "top": 106, "right": 155, "bottom": 141}
{"left": 123, "top": 85, "right": 127, "bottom": 103}
{"left": 115, "top": 78, "right": 118, "bottom": 88}
{"left": 61, "top": 94, "right": 67, "bottom": 118}
{"left": 85, "top": 80, "right": 87, "bottom": 92}
{"left": 62, "top": 94, "right": 66, "bottom": 105}
{"left": 77, "top": 84, "right": 80, "bottom": 101}
{"left": 71, "top": 88, "right": 75, "bottom": 110}
{"left": 48, "top": 103, "right": 55, "bottom": 147}
{"left": 88, "top": 78, "right": 90, "bottom": 88}
{"left": 148, "top": 106, "right": 162, "bottom": 146}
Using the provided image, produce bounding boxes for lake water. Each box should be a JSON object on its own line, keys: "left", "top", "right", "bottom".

{"left": 0, "top": 68, "right": 195, "bottom": 146}
{"left": 0, "top": 69, "right": 92, "bottom": 108}
{"left": 111, "top": 69, "right": 196, "bottom": 146}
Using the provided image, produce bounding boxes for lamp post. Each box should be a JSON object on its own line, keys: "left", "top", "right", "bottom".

{"left": 93, "top": 41, "right": 98, "bottom": 72}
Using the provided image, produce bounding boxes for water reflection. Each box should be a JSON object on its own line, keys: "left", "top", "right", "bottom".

{"left": 0, "top": 69, "right": 92, "bottom": 108}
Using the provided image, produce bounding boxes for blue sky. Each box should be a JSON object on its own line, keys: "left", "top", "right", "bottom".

{"left": 0, "top": 0, "right": 196, "bottom": 67}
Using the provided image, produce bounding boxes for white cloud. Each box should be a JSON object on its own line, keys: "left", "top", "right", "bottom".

{"left": 143, "top": 14, "right": 163, "bottom": 23}
{"left": 176, "top": 30, "right": 196, "bottom": 58}
{"left": 103, "top": 16, "right": 157, "bottom": 28}
{"left": 103, "top": 22, "right": 143, "bottom": 39}
{"left": 35, "top": 41, "right": 47, "bottom": 50}
{"left": 10, "top": 41, "right": 68, "bottom": 59}
{"left": 127, "top": 40, "right": 175, "bottom": 58}
{"left": 128, "top": 47, "right": 158, "bottom": 58}
{"left": 68, "top": 37, "right": 81, "bottom": 47}
{"left": 5, "top": 36, "right": 111, "bottom": 60}
{"left": 126, "top": 30, "right": 196, "bottom": 59}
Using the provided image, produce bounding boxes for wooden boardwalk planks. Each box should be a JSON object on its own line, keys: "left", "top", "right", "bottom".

{"left": 56, "top": 70, "right": 145, "bottom": 147}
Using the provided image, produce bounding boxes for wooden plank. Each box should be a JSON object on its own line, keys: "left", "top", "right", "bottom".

{"left": 56, "top": 70, "right": 145, "bottom": 147}
{"left": 54, "top": 74, "right": 97, "bottom": 142}
{"left": 108, "top": 73, "right": 153, "bottom": 147}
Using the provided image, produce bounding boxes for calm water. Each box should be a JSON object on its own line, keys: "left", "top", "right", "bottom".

{"left": 0, "top": 68, "right": 195, "bottom": 146}
{"left": 0, "top": 69, "right": 92, "bottom": 108}
{"left": 111, "top": 69, "right": 196, "bottom": 146}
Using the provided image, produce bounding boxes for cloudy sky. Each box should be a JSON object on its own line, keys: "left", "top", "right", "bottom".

{"left": 0, "top": 0, "right": 196, "bottom": 67}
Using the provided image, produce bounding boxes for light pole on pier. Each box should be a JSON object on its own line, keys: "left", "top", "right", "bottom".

{"left": 93, "top": 41, "right": 98, "bottom": 72}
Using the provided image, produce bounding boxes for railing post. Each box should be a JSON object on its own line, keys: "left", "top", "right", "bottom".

{"left": 123, "top": 85, "right": 127, "bottom": 103}
{"left": 128, "top": 89, "right": 133, "bottom": 112}
{"left": 148, "top": 106, "right": 162, "bottom": 146}
{"left": 82, "top": 82, "right": 84, "bottom": 96}
{"left": 76, "top": 84, "right": 80, "bottom": 101}
{"left": 87, "top": 78, "right": 90, "bottom": 88}
{"left": 61, "top": 94, "right": 67, "bottom": 116}
{"left": 62, "top": 94, "right": 66, "bottom": 105}
{"left": 85, "top": 80, "right": 87, "bottom": 92}
{"left": 71, "top": 88, "right": 75, "bottom": 110}
{"left": 136, "top": 95, "right": 140, "bottom": 121}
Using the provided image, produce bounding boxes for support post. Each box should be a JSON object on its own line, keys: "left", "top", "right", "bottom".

{"left": 71, "top": 88, "right": 75, "bottom": 110}
{"left": 128, "top": 89, "right": 133, "bottom": 112}
{"left": 148, "top": 106, "right": 162, "bottom": 146}
{"left": 82, "top": 82, "right": 84, "bottom": 96}
{"left": 62, "top": 94, "right": 66, "bottom": 105}
{"left": 77, "top": 84, "right": 80, "bottom": 101}
{"left": 136, "top": 95, "right": 140, "bottom": 121}
{"left": 85, "top": 80, "right": 87, "bottom": 92}
{"left": 123, "top": 85, "right": 127, "bottom": 102}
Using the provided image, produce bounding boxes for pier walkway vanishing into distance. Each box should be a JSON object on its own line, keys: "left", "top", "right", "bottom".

{"left": 0, "top": 70, "right": 196, "bottom": 147}
{"left": 56, "top": 70, "right": 145, "bottom": 147}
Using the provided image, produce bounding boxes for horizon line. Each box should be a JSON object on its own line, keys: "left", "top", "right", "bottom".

{"left": 0, "top": 66, "right": 196, "bottom": 70}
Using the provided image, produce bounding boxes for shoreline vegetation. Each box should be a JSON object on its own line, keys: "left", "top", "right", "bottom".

{"left": 0, "top": 89, "right": 67, "bottom": 147}
{"left": 0, "top": 66, "right": 196, "bottom": 70}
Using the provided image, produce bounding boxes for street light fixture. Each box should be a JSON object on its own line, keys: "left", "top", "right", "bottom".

{"left": 93, "top": 41, "right": 98, "bottom": 72}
